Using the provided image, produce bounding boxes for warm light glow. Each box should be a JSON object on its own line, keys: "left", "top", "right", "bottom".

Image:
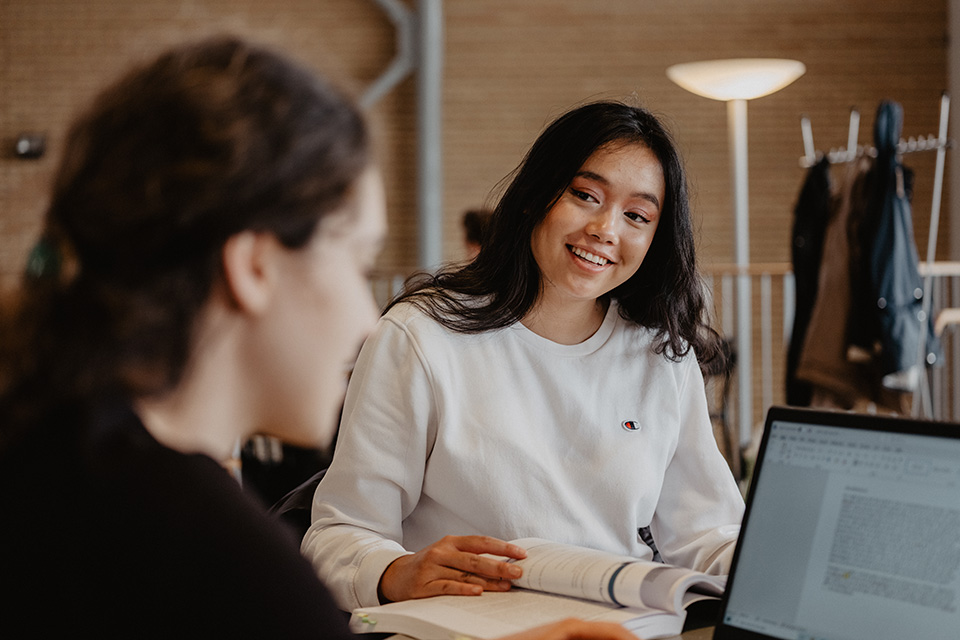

{"left": 666, "top": 58, "right": 805, "bottom": 101}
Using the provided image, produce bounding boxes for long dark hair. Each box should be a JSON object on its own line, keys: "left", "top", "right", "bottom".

{"left": 0, "top": 36, "right": 369, "bottom": 443}
{"left": 391, "top": 100, "right": 720, "bottom": 366}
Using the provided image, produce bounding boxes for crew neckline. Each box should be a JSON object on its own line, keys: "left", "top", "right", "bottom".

{"left": 511, "top": 300, "right": 620, "bottom": 356}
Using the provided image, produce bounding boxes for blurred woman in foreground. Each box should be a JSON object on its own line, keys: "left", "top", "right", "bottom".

{"left": 0, "top": 36, "right": 633, "bottom": 640}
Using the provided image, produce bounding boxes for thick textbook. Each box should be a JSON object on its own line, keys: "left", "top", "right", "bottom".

{"left": 349, "top": 537, "right": 726, "bottom": 640}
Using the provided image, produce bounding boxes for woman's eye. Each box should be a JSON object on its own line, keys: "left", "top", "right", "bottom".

{"left": 624, "top": 211, "right": 649, "bottom": 223}
{"left": 570, "top": 188, "right": 595, "bottom": 202}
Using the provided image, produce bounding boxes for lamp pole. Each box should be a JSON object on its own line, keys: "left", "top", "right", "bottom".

{"left": 666, "top": 58, "right": 804, "bottom": 454}
{"left": 727, "top": 99, "right": 752, "bottom": 448}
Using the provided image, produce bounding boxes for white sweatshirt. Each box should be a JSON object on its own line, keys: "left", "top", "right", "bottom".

{"left": 302, "top": 301, "right": 744, "bottom": 610}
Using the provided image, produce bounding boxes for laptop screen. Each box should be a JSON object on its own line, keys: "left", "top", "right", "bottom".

{"left": 714, "top": 407, "right": 960, "bottom": 640}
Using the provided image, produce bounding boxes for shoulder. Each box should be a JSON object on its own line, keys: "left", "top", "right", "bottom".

{"left": 606, "top": 310, "right": 675, "bottom": 353}
{"left": 609, "top": 312, "right": 700, "bottom": 375}
{"left": 80, "top": 405, "right": 307, "bottom": 569}
{"left": 381, "top": 298, "right": 433, "bottom": 327}
{"left": 380, "top": 296, "right": 486, "bottom": 342}
{"left": 135, "top": 452, "right": 344, "bottom": 634}
{"left": 1, "top": 404, "right": 346, "bottom": 635}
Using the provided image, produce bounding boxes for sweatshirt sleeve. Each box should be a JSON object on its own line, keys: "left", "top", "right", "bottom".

{"left": 650, "top": 355, "right": 744, "bottom": 575}
{"left": 301, "top": 312, "right": 438, "bottom": 610}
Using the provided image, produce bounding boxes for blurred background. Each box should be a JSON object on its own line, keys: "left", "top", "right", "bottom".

{"left": 1, "top": 1, "right": 956, "bottom": 488}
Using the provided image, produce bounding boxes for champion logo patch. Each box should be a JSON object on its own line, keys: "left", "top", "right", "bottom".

{"left": 621, "top": 420, "right": 641, "bottom": 432}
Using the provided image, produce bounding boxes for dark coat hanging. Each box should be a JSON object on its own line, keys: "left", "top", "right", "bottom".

{"left": 786, "top": 156, "right": 832, "bottom": 406}
{"left": 856, "top": 100, "right": 940, "bottom": 387}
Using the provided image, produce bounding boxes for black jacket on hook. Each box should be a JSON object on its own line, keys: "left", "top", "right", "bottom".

{"left": 786, "top": 156, "right": 832, "bottom": 406}
{"left": 856, "top": 100, "right": 940, "bottom": 386}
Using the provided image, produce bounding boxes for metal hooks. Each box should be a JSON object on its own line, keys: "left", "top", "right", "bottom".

{"left": 798, "top": 99, "right": 950, "bottom": 168}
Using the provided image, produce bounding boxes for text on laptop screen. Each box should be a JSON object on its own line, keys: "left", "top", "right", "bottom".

{"left": 721, "top": 418, "right": 960, "bottom": 640}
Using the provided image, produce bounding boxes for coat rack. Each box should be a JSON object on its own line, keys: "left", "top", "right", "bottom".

{"left": 800, "top": 101, "right": 950, "bottom": 169}
{"left": 796, "top": 93, "right": 952, "bottom": 417}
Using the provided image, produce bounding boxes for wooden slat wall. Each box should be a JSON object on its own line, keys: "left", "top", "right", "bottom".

{"left": 0, "top": 0, "right": 399, "bottom": 286}
{"left": 0, "top": 0, "right": 950, "bottom": 287}
{"left": 444, "top": 0, "right": 950, "bottom": 268}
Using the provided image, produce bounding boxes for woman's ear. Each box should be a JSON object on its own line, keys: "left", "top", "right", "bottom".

{"left": 220, "top": 231, "right": 278, "bottom": 314}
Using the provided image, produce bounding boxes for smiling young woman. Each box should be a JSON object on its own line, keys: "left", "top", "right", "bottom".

{"left": 303, "top": 101, "right": 745, "bottom": 611}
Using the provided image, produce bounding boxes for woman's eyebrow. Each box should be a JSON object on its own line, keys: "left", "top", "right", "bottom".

{"left": 574, "top": 170, "right": 661, "bottom": 209}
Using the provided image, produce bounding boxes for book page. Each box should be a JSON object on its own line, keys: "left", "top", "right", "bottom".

{"left": 509, "top": 538, "right": 725, "bottom": 612}
{"left": 613, "top": 562, "right": 725, "bottom": 612}
{"left": 350, "top": 590, "right": 657, "bottom": 640}
{"left": 509, "top": 538, "right": 637, "bottom": 605}
{"left": 351, "top": 595, "right": 521, "bottom": 640}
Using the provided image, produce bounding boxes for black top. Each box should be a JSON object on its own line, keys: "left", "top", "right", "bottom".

{"left": 0, "top": 401, "right": 353, "bottom": 639}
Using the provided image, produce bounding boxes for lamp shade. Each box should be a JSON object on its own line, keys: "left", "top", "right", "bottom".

{"left": 666, "top": 58, "right": 805, "bottom": 101}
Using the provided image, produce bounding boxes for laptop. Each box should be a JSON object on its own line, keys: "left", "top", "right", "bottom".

{"left": 713, "top": 406, "right": 960, "bottom": 640}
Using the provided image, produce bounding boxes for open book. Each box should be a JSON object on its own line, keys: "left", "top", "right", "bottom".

{"left": 349, "top": 537, "right": 726, "bottom": 640}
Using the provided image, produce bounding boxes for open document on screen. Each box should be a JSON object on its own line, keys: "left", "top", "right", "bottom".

{"left": 721, "top": 419, "right": 960, "bottom": 640}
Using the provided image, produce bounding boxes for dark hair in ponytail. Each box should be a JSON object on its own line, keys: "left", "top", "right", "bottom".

{"left": 0, "top": 36, "right": 369, "bottom": 446}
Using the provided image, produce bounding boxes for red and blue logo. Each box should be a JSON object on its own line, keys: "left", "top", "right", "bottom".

{"left": 621, "top": 420, "right": 641, "bottom": 432}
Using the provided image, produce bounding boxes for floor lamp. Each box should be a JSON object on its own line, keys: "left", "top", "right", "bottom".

{"left": 666, "top": 58, "right": 805, "bottom": 450}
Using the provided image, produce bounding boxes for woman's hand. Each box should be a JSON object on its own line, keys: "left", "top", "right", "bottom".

{"left": 498, "top": 619, "right": 639, "bottom": 640}
{"left": 378, "top": 535, "right": 527, "bottom": 603}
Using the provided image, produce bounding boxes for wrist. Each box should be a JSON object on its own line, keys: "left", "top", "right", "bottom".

{"left": 377, "top": 557, "right": 402, "bottom": 604}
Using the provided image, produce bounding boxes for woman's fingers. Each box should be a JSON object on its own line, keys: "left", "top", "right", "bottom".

{"left": 379, "top": 535, "right": 528, "bottom": 603}
{"left": 447, "top": 535, "right": 529, "bottom": 561}
{"left": 437, "top": 567, "right": 513, "bottom": 591}
{"left": 430, "top": 537, "right": 525, "bottom": 580}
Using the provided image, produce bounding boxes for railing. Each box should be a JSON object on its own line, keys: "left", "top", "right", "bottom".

{"left": 700, "top": 262, "right": 960, "bottom": 449}
{"left": 701, "top": 263, "right": 794, "bottom": 454}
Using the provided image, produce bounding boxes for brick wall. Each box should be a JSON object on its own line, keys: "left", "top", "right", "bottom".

{"left": 0, "top": 0, "right": 950, "bottom": 289}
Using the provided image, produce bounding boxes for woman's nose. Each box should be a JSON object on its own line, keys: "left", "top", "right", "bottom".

{"left": 585, "top": 208, "right": 618, "bottom": 243}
